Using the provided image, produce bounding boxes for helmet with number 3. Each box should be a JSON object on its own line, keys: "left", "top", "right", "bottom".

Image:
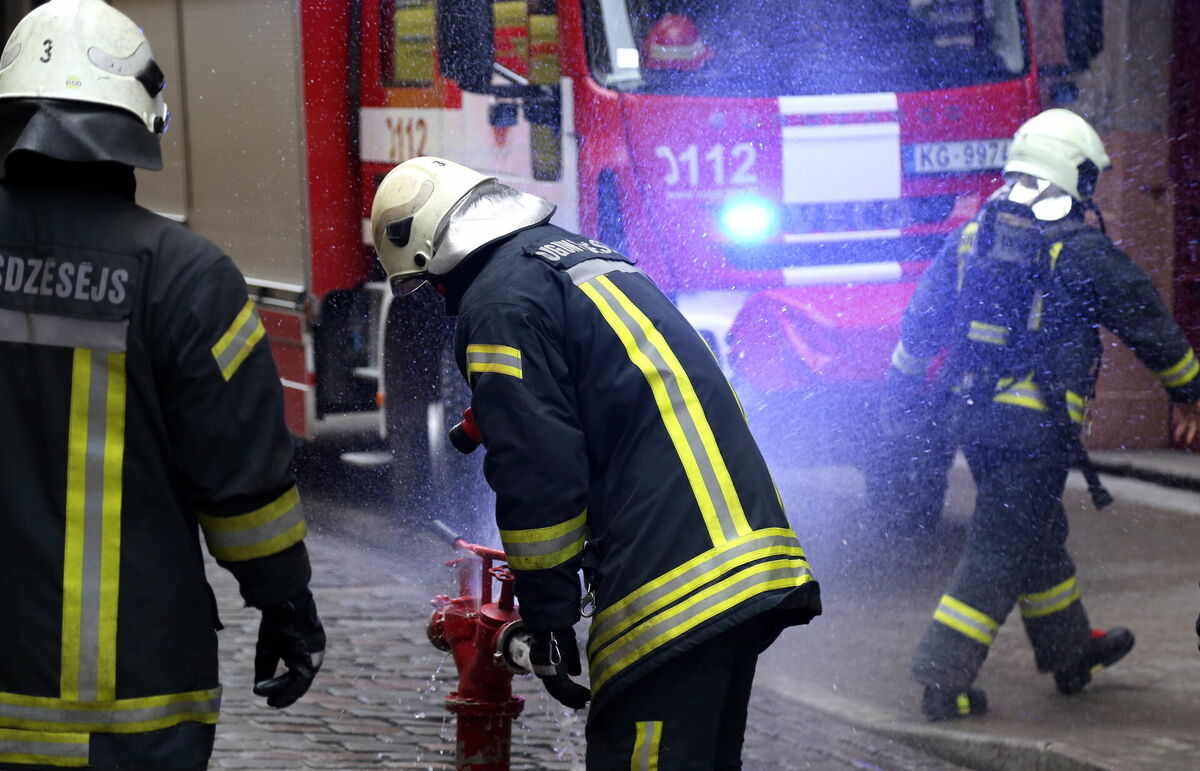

{"left": 0, "top": 0, "right": 169, "bottom": 169}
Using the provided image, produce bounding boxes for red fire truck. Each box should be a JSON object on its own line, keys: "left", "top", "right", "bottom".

{"left": 117, "top": 0, "right": 1101, "bottom": 518}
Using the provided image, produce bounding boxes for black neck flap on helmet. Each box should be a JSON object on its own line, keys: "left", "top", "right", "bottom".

{"left": 0, "top": 98, "right": 163, "bottom": 171}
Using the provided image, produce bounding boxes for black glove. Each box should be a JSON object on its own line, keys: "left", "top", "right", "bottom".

{"left": 879, "top": 369, "right": 930, "bottom": 438}
{"left": 529, "top": 628, "right": 590, "bottom": 710}
{"left": 253, "top": 589, "right": 325, "bottom": 708}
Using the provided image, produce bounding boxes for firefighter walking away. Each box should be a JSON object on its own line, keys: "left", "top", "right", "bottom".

{"left": 0, "top": 1, "right": 324, "bottom": 768}
{"left": 884, "top": 108, "right": 1200, "bottom": 720}
{"left": 371, "top": 156, "right": 821, "bottom": 768}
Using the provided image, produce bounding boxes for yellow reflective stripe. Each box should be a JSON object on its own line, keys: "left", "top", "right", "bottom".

{"left": 211, "top": 299, "right": 265, "bottom": 381}
{"left": 1027, "top": 290, "right": 1044, "bottom": 331}
{"left": 588, "top": 531, "right": 806, "bottom": 657}
{"left": 992, "top": 373, "right": 1047, "bottom": 412}
{"left": 501, "top": 511, "right": 588, "bottom": 570}
{"left": 1156, "top": 349, "right": 1200, "bottom": 389}
{"left": 1066, "top": 391, "right": 1087, "bottom": 424}
{"left": 197, "top": 487, "right": 307, "bottom": 562}
{"left": 466, "top": 343, "right": 521, "bottom": 357}
{"left": 0, "top": 688, "right": 221, "bottom": 734}
{"left": 890, "top": 341, "right": 928, "bottom": 376}
{"left": 500, "top": 511, "right": 586, "bottom": 543}
{"left": 631, "top": 721, "right": 661, "bottom": 770}
{"left": 932, "top": 594, "right": 998, "bottom": 646}
{"left": 506, "top": 536, "right": 585, "bottom": 571}
{"left": 967, "top": 321, "right": 1009, "bottom": 346}
{"left": 956, "top": 693, "right": 971, "bottom": 716}
{"left": 583, "top": 275, "right": 751, "bottom": 544}
{"left": 62, "top": 352, "right": 127, "bottom": 701}
{"left": 0, "top": 728, "right": 89, "bottom": 767}
{"left": 61, "top": 350, "right": 90, "bottom": 701}
{"left": 1049, "top": 241, "right": 1064, "bottom": 273}
{"left": 1019, "top": 576, "right": 1080, "bottom": 618}
{"left": 467, "top": 362, "right": 523, "bottom": 379}
{"left": 98, "top": 354, "right": 125, "bottom": 700}
{"left": 992, "top": 377, "right": 1085, "bottom": 423}
{"left": 956, "top": 222, "right": 979, "bottom": 293}
{"left": 466, "top": 344, "right": 523, "bottom": 383}
{"left": 590, "top": 558, "right": 811, "bottom": 691}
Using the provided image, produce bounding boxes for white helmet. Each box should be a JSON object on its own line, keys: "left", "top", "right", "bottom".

{"left": 0, "top": 0, "right": 168, "bottom": 136}
{"left": 371, "top": 156, "right": 555, "bottom": 296}
{"left": 1003, "top": 109, "right": 1109, "bottom": 202}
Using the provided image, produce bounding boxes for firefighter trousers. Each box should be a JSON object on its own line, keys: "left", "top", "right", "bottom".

{"left": 585, "top": 615, "right": 767, "bottom": 769}
{"left": 912, "top": 443, "right": 1091, "bottom": 691}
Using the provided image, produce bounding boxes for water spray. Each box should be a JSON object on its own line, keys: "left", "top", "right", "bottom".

{"left": 428, "top": 518, "right": 533, "bottom": 770}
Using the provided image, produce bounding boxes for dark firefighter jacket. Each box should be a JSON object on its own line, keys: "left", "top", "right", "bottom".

{"left": 891, "top": 208, "right": 1200, "bottom": 445}
{"left": 445, "top": 224, "right": 821, "bottom": 711}
{"left": 0, "top": 157, "right": 311, "bottom": 768}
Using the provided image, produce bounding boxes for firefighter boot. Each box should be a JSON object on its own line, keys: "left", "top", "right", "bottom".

{"left": 1054, "top": 627, "right": 1135, "bottom": 695}
{"left": 921, "top": 685, "right": 988, "bottom": 721}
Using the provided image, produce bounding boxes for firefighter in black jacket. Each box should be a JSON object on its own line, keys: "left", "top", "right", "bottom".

{"left": 885, "top": 109, "right": 1200, "bottom": 720}
{"left": 371, "top": 157, "right": 821, "bottom": 768}
{"left": 0, "top": 2, "right": 324, "bottom": 768}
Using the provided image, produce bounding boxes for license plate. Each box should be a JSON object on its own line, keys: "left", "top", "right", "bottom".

{"left": 905, "top": 139, "right": 1011, "bottom": 174}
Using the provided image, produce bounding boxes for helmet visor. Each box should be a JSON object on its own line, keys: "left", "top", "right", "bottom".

{"left": 390, "top": 275, "right": 428, "bottom": 298}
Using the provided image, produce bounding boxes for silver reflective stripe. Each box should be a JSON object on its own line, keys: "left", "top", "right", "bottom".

{"left": 78, "top": 353, "right": 108, "bottom": 701}
{"left": 503, "top": 521, "right": 587, "bottom": 562}
{"left": 589, "top": 560, "right": 810, "bottom": 689}
{"left": 201, "top": 503, "right": 304, "bottom": 551}
{"left": 466, "top": 350, "right": 521, "bottom": 369}
{"left": 63, "top": 350, "right": 125, "bottom": 703}
{"left": 565, "top": 259, "right": 640, "bottom": 287}
{"left": 932, "top": 596, "right": 998, "bottom": 646}
{"left": 0, "top": 691, "right": 221, "bottom": 727}
{"left": 211, "top": 301, "right": 265, "bottom": 381}
{"left": 1019, "top": 577, "right": 1079, "bottom": 618}
{"left": 632, "top": 721, "right": 661, "bottom": 770}
{"left": 583, "top": 276, "right": 746, "bottom": 544}
{"left": 0, "top": 730, "right": 88, "bottom": 763}
{"left": 0, "top": 309, "right": 127, "bottom": 352}
{"left": 589, "top": 532, "right": 801, "bottom": 649}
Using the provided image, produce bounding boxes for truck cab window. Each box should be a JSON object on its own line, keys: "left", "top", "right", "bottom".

{"left": 584, "top": 0, "right": 1028, "bottom": 96}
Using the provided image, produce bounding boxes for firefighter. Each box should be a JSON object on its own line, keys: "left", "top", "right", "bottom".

{"left": 885, "top": 108, "right": 1200, "bottom": 720}
{"left": 371, "top": 157, "right": 821, "bottom": 768}
{"left": 0, "top": 1, "right": 324, "bottom": 768}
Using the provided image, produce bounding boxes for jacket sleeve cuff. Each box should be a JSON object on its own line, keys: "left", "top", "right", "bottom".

{"left": 219, "top": 541, "right": 313, "bottom": 609}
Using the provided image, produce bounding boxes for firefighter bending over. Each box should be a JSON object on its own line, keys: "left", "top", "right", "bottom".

{"left": 371, "top": 157, "right": 821, "bottom": 767}
{"left": 0, "top": 2, "right": 324, "bottom": 768}
{"left": 885, "top": 108, "right": 1200, "bottom": 721}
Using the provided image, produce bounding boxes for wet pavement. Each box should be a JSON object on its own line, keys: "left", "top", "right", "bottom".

{"left": 760, "top": 455, "right": 1200, "bottom": 771}
{"left": 205, "top": 440, "right": 1200, "bottom": 769}
{"left": 205, "top": 453, "right": 965, "bottom": 769}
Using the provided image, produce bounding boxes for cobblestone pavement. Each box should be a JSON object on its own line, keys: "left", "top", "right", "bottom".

{"left": 202, "top": 483, "right": 964, "bottom": 771}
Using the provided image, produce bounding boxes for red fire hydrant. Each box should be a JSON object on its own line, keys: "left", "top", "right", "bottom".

{"left": 427, "top": 536, "right": 533, "bottom": 771}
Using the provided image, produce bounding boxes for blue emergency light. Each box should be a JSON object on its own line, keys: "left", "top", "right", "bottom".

{"left": 717, "top": 196, "right": 778, "bottom": 244}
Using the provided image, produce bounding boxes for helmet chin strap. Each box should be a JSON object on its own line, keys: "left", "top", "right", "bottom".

{"left": 1008, "top": 176, "right": 1074, "bottom": 222}
{"left": 1083, "top": 199, "right": 1107, "bottom": 234}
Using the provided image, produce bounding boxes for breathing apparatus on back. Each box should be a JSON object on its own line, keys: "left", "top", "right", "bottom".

{"left": 952, "top": 109, "right": 1111, "bottom": 380}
